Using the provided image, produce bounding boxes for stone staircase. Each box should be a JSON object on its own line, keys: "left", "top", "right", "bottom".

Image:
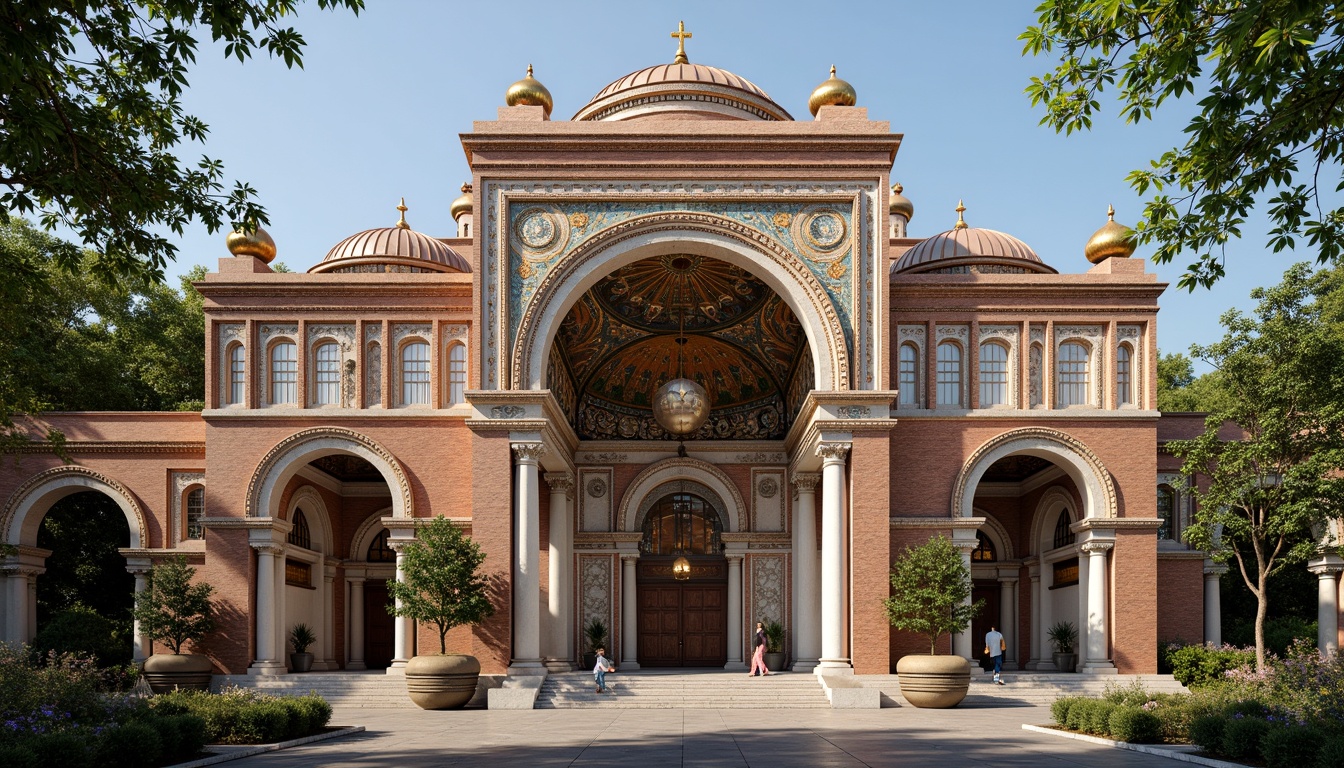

{"left": 213, "top": 672, "right": 422, "bottom": 709}
{"left": 856, "top": 672, "right": 1189, "bottom": 707}
{"left": 535, "top": 670, "right": 833, "bottom": 709}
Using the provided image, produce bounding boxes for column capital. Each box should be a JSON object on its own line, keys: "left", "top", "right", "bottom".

{"left": 512, "top": 441, "right": 546, "bottom": 463}
{"left": 725, "top": 553, "right": 745, "bottom": 564}
{"left": 1203, "top": 562, "right": 1229, "bottom": 576}
{"left": 1080, "top": 540, "right": 1114, "bottom": 554}
{"left": 620, "top": 553, "right": 640, "bottom": 564}
{"left": 4, "top": 565, "right": 44, "bottom": 577}
{"left": 544, "top": 472, "right": 575, "bottom": 496}
{"left": 1308, "top": 562, "right": 1344, "bottom": 577}
{"left": 250, "top": 543, "right": 284, "bottom": 556}
{"left": 126, "top": 565, "right": 152, "bottom": 576}
{"left": 791, "top": 472, "right": 821, "bottom": 493}
{"left": 346, "top": 575, "right": 367, "bottom": 584}
{"left": 816, "top": 442, "right": 851, "bottom": 464}
{"left": 997, "top": 577, "right": 1019, "bottom": 586}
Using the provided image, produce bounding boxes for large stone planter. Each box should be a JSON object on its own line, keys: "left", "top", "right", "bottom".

{"left": 896, "top": 654, "right": 971, "bottom": 708}
{"left": 1052, "top": 652, "right": 1077, "bottom": 672}
{"left": 142, "top": 653, "right": 213, "bottom": 694}
{"left": 404, "top": 654, "right": 481, "bottom": 710}
{"left": 764, "top": 651, "right": 786, "bottom": 672}
{"left": 290, "top": 652, "right": 314, "bottom": 673}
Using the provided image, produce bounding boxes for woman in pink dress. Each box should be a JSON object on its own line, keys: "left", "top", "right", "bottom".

{"left": 748, "top": 621, "right": 771, "bottom": 676}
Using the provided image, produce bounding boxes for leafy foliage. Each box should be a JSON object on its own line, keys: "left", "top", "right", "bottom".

{"left": 151, "top": 687, "right": 331, "bottom": 745}
{"left": 1164, "top": 643, "right": 1257, "bottom": 688}
{"left": 1022, "top": 1, "right": 1344, "bottom": 290}
{"left": 884, "top": 535, "right": 983, "bottom": 655}
{"left": 287, "top": 623, "right": 316, "bottom": 654}
{"left": 385, "top": 517, "right": 494, "bottom": 655}
{"left": 35, "top": 491, "right": 134, "bottom": 638}
{"left": 131, "top": 555, "right": 215, "bottom": 655}
{"left": 32, "top": 606, "right": 130, "bottom": 668}
{"left": 1156, "top": 351, "right": 1234, "bottom": 412}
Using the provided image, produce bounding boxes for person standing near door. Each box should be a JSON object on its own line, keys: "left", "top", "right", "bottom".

{"left": 748, "top": 621, "right": 770, "bottom": 676}
{"left": 984, "top": 625, "right": 1006, "bottom": 685}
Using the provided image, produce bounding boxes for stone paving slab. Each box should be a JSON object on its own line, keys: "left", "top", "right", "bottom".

{"left": 217, "top": 704, "right": 1199, "bottom": 767}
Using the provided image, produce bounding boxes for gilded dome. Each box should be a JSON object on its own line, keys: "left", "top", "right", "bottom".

{"left": 808, "top": 65, "right": 857, "bottom": 117}
{"left": 450, "top": 183, "right": 473, "bottom": 222}
{"left": 505, "top": 65, "right": 553, "bottom": 119}
{"left": 892, "top": 202, "right": 1055, "bottom": 275}
{"left": 889, "top": 183, "right": 914, "bottom": 221}
{"left": 312, "top": 200, "right": 470, "bottom": 274}
{"left": 574, "top": 61, "right": 792, "bottom": 122}
{"left": 225, "top": 225, "right": 277, "bottom": 263}
{"left": 1084, "top": 205, "right": 1136, "bottom": 263}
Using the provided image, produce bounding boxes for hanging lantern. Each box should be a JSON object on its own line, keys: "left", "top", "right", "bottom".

{"left": 672, "top": 555, "right": 692, "bottom": 581}
{"left": 653, "top": 377, "right": 709, "bottom": 436}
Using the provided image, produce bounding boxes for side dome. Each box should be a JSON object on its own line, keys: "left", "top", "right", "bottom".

{"left": 892, "top": 202, "right": 1055, "bottom": 275}
{"left": 311, "top": 200, "right": 470, "bottom": 274}
{"left": 1084, "top": 205, "right": 1136, "bottom": 263}
{"left": 573, "top": 62, "right": 792, "bottom": 122}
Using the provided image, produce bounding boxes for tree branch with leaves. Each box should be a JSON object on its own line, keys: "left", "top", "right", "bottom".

{"left": 386, "top": 517, "right": 495, "bottom": 656}
{"left": 885, "top": 535, "right": 984, "bottom": 656}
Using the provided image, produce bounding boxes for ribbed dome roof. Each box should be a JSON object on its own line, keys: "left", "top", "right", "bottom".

{"left": 892, "top": 224, "right": 1055, "bottom": 275}
{"left": 313, "top": 224, "right": 470, "bottom": 274}
{"left": 573, "top": 62, "right": 792, "bottom": 122}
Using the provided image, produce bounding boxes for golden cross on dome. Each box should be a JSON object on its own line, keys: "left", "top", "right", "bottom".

{"left": 671, "top": 21, "right": 692, "bottom": 64}
{"left": 396, "top": 198, "right": 410, "bottom": 230}
{"left": 955, "top": 199, "right": 968, "bottom": 229}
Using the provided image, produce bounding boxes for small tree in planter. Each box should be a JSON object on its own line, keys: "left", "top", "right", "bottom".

{"left": 884, "top": 535, "right": 984, "bottom": 708}
{"left": 131, "top": 555, "right": 215, "bottom": 692}
{"left": 763, "top": 620, "right": 786, "bottom": 671}
{"left": 288, "top": 623, "right": 317, "bottom": 673}
{"left": 386, "top": 516, "right": 494, "bottom": 709}
{"left": 582, "top": 619, "right": 608, "bottom": 670}
{"left": 1048, "top": 621, "right": 1078, "bottom": 672}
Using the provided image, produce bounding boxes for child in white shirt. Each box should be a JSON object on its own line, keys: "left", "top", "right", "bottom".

{"left": 593, "top": 647, "right": 616, "bottom": 693}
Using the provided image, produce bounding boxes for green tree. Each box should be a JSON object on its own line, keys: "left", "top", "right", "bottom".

{"left": 386, "top": 517, "right": 495, "bottom": 655}
{"left": 1170, "top": 263, "right": 1344, "bottom": 671}
{"left": 884, "top": 535, "right": 983, "bottom": 655}
{"left": 131, "top": 555, "right": 215, "bottom": 654}
{"left": 0, "top": 0, "right": 362, "bottom": 285}
{"left": 1156, "top": 351, "right": 1235, "bottom": 412}
{"left": 1022, "top": 2, "right": 1344, "bottom": 290}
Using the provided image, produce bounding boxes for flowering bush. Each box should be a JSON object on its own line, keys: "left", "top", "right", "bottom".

{"left": 150, "top": 686, "right": 331, "bottom": 745}
{"left": 1164, "top": 642, "right": 1258, "bottom": 688}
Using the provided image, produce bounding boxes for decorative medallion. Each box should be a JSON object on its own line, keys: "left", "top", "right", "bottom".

{"left": 758, "top": 477, "right": 779, "bottom": 498}
{"left": 805, "top": 211, "right": 846, "bottom": 249}
{"left": 587, "top": 478, "right": 608, "bottom": 498}
{"left": 517, "top": 211, "right": 557, "bottom": 249}
{"left": 569, "top": 212, "right": 590, "bottom": 228}
{"left": 509, "top": 204, "right": 571, "bottom": 277}
{"left": 789, "top": 205, "right": 851, "bottom": 277}
{"left": 772, "top": 212, "right": 792, "bottom": 228}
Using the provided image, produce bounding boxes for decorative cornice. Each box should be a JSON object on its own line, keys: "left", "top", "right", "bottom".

{"left": 889, "top": 516, "right": 987, "bottom": 529}
{"left": 12, "top": 440, "right": 205, "bottom": 455}
{"left": 1071, "top": 517, "right": 1162, "bottom": 532}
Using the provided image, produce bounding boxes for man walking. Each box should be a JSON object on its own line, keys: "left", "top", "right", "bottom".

{"left": 984, "top": 625, "right": 1006, "bottom": 685}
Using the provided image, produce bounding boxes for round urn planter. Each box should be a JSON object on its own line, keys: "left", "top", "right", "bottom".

{"left": 142, "top": 653, "right": 213, "bottom": 694}
{"left": 290, "top": 652, "right": 314, "bottom": 673}
{"left": 896, "top": 654, "right": 971, "bottom": 708}
{"left": 404, "top": 654, "right": 481, "bottom": 710}
{"left": 764, "top": 651, "right": 786, "bottom": 672}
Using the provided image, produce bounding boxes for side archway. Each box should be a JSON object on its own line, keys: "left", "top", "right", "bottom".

{"left": 952, "top": 427, "right": 1117, "bottom": 521}
{"left": 617, "top": 458, "right": 746, "bottom": 534}
{"left": 247, "top": 427, "right": 412, "bottom": 519}
{"left": 2, "top": 466, "right": 148, "bottom": 548}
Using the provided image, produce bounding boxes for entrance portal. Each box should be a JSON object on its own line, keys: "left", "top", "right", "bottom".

{"left": 636, "top": 492, "right": 727, "bottom": 667}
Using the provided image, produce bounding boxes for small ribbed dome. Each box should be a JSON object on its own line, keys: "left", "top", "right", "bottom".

{"left": 892, "top": 202, "right": 1055, "bottom": 275}
{"left": 574, "top": 62, "right": 792, "bottom": 122}
{"left": 505, "top": 65, "right": 553, "bottom": 119}
{"left": 312, "top": 200, "right": 470, "bottom": 274}
{"left": 808, "top": 65, "right": 857, "bottom": 116}
{"left": 889, "top": 183, "right": 914, "bottom": 221}
{"left": 1084, "top": 205, "right": 1136, "bottom": 263}
{"left": 450, "top": 183, "right": 473, "bottom": 222}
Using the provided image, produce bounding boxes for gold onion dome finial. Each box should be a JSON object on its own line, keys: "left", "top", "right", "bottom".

{"left": 889, "top": 182, "right": 914, "bottom": 221}
{"left": 226, "top": 223, "right": 277, "bottom": 263}
{"left": 808, "top": 64, "right": 857, "bottom": 117}
{"left": 395, "top": 198, "right": 411, "bottom": 230}
{"left": 505, "top": 64, "right": 553, "bottom": 119}
{"left": 671, "top": 20, "right": 693, "bottom": 64}
{"left": 954, "top": 199, "right": 968, "bottom": 229}
{"left": 450, "top": 182, "right": 473, "bottom": 222}
{"left": 1084, "top": 204, "right": 1136, "bottom": 263}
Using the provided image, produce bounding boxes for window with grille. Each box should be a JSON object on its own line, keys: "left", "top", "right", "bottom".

{"left": 288, "top": 508, "right": 312, "bottom": 550}
{"left": 270, "top": 342, "right": 297, "bottom": 404}
{"left": 185, "top": 488, "right": 205, "bottom": 540}
{"left": 1053, "top": 509, "right": 1075, "bottom": 549}
{"left": 1057, "top": 342, "right": 1090, "bottom": 407}
{"left": 314, "top": 342, "right": 341, "bottom": 406}
{"left": 228, "top": 344, "right": 245, "bottom": 405}
{"left": 401, "top": 341, "right": 430, "bottom": 405}
{"left": 367, "top": 529, "right": 395, "bottom": 562}
{"left": 898, "top": 343, "right": 919, "bottom": 406}
{"left": 936, "top": 341, "right": 962, "bottom": 407}
{"left": 1157, "top": 484, "right": 1176, "bottom": 540}
{"left": 979, "top": 342, "right": 1009, "bottom": 406}
{"left": 639, "top": 494, "right": 724, "bottom": 555}
{"left": 1117, "top": 344, "right": 1133, "bottom": 406}
{"left": 285, "top": 560, "right": 312, "bottom": 587}
{"left": 447, "top": 343, "right": 467, "bottom": 405}
{"left": 971, "top": 531, "right": 996, "bottom": 562}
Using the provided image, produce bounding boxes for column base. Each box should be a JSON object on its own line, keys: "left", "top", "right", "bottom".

{"left": 814, "top": 659, "right": 852, "bottom": 675}
{"left": 1079, "top": 661, "right": 1117, "bottom": 674}
{"left": 791, "top": 658, "right": 819, "bottom": 672}
{"left": 346, "top": 660, "right": 367, "bottom": 671}
{"left": 247, "top": 661, "right": 287, "bottom": 676}
{"left": 723, "top": 661, "right": 747, "bottom": 671}
{"left": 544, "top": 659, "right": 576, "bottom": 673}
{"left": 618, "top": 661, "right": 640, "bottom": 671}
{"left": 385, "top": 661, "right": 407, "bottom": 676}
{"left": 507, "top": 660, "right": 548, "bottom": 676}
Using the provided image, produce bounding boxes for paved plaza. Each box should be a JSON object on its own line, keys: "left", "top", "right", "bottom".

{"left": 225, "top": 703, "right": 1189, "bottom": 767}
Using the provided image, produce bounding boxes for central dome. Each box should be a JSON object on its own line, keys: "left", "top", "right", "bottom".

{"left": 573, "top": 62, "right": 792, "bottom": 122}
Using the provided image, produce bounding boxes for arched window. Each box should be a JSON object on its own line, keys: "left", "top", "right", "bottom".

{"left": 288, "top": 508, "right": 312, "bottom": 550}
{"left": 639, "top": 493, "right": 724, "bottom": 556}
{"left": 1053, "top": 509, "right": 1076, "bottom": 550}
{"left": 366, "top": 341, "right": 382, "bottom": 407}
{"left": 936, "top": 341, "right": 962, "bottom": 407}
{"left": 227, "top": 343, "right": 246, "bottom": 406}
{"left": 367, "top": 529, "right": 395, "bottom": 562}
{"left": 1116, "top": 343, "right": 1133, "bottom": 406}
{"left": 979, "top": 342, "right": 1009, "bottom": 407}
{"left": 1057, "top": 341, "right": 1090, "bottom": 407}
{"left": 1157, "top": 484, "right": 1176, "bottom": 540}
{"left": 313, "top": 342, "right": 341, "bottom": 406}
{"left": 1029, "top": 343, "right": 1043, "bottom": 407}
{"left": 270, "top": 342, "right": 297, "bottom": 405}
{"left": 447, "top": 343, "right": 467, "bottom": 406}
{"left": 898, "top": 343, "right": 920, "bottom": 406}
{"left": 401, "top": 341, "right": 430, "bottom": 405}
{"left": 185, "top": 487, "right": 205, "bottom": 540}
{"left": 971, "top": 531, "right": 996, "bottom": 562}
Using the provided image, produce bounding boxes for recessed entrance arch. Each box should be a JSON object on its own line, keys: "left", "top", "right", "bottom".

{"left": 635, "top": 491, "right": 728, "bottom": 667}
{"left": 952, "top": 427, "right": 1117, "bottom": 521}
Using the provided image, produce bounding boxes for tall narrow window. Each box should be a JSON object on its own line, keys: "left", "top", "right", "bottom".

{"left": 314, "top": 342, "right": 341, "bottom": 406}
{"left": 270, "top": 342, "right": 297, "bottom": 405}
{"left": 1116, "top": 344, "right": 1133, "bottom": 406}
{"left": 979, "top": 342, "right": 1009, "bottom": 406}
{"left": 401, "top": 341, "right": 431, "bottom": 405}
{"left": 227, "top": 344, "right": 246, "bottom": 406}
{"left": 898, "top": 343, "right": 920, "bottom": 406}
{"left": 447, "top": 343, "right": 467, "bottom": 406}
{"left": 971, "top": 531, "right": 997, "bottom": 562}
{"left": 367, "top": 529, "right": 395, "bottom": 562}
{"left": 936, "top": 341, "right": 962, "bottom": 407}
{"left": 1157, "top": 484, "right": 1176, "bottom": 540}
{"left": 1029, "top": 343, "right": 1043, "bottom": 407}
{"left": 1057, "top": 342, "right": 1090, "bottom": 407}
{"left": 287, "top": 508, "right": 312, "bottom": 550}
{"left": 185, "top": 487, "right": 205, "bottom": 540}
{"left": 1052, "top": 509, "right": 1075, "bottom": 549}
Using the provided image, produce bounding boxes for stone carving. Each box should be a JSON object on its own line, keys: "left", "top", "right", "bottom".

{"left": 1028, "top": 343, "right": 1043, "bottom": 407}
{"left": 753, "top": 471, "right": 784, "bottom": 532}
{"left": 580, "top": 453, "right": 628, "bottom": 463}
{"left": 364, "top": 324, "right": 383, "bottom": 342}
{"left": 579, "top": 556, "right": 613, "bottom": 653}
{"left": 816, "top": 442, "right": 851, "bottom": 462}
{"left": 935, "top": 324, "right": 969, "bottom": 342}
{"left": 757, "top": 477, "right": 779, "bottom": 498}
{"left": 392, "top": 324, "right": 432, "bottom": 347}
{"left": 308, "top": 324, "right": 355, "bottom": 350}
{"left": 791, "top": 472, "right": 821, "bottom": 493}
{"left": 586, "top": 478, "right": 607, "bottom": 498}
{"left": 751, "top": 555, "right": 786, "bottom": 632}
{"left": 836, "top": 405, "right": 870, "bottom": 419}
{"left": 545, "top": 474, "right": 575, "bottom": 497}
{"left": 1030, "top": 325, "right": 1045, "bottom": 345}
{"left": 733, "top": 453, "right": 785, "bottom": 464}
{"left": 444, "top": 324, "right": 469, "bottom": 343}
{"left": 511, "top": 442, "right": 546, "bottom": 462}
{"left": 1080, "top": 540, "right": 1114, "bottom": 554}
{"left": 365, "top": 342, "right": 382, "bottom": 407}
{"left": 490, "top": 405, "right": 525, "bottom": 419}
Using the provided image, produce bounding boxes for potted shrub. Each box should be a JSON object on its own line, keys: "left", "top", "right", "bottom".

{"left": 289, "top": 623, "right": 316, "bottom": 673}
{"left": 582, "top": 618, "right": 607, "bottom": 671}
{"left": 763, "top": 619, "right": 786, "bottom": 671}
{"left": 387, "top": 516, "right": 494, "bottom": 709}
{"left": 1048, "top": 621, "right": 1078, "bottom": 672}
{"left": 884, "top": 534, "right": 984, "bottom": 708}
{"left": 132, "top": 555, "right": 216, "bottom": 693}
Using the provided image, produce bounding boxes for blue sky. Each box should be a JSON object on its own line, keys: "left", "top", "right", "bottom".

{"left": 162, "top": 0, "right": 1295, "bottom": 370}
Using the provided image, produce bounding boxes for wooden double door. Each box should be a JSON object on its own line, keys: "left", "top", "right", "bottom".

{"left": 971, "top": 583, "right": 1003, "bottom": 672}
{"left": 637, "top": 582, "right": 727, "bottom": 667}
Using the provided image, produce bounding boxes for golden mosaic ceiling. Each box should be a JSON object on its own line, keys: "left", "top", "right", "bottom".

{"left": 554, "top": 255, "right": 809, "bottom": 440}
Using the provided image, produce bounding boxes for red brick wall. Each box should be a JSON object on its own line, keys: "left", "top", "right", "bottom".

{"left": 851, "top": 431, "right": 891, "bottom": 674}
{"left": 1112, "top": 529, "right": 1157, "bottom": 673}
{"left": 1157, "top": 557, "right": 1205, "bottom": 645}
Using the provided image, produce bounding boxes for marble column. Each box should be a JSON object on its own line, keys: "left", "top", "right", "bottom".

{"left": 321, "top": 565, "right": 335, "bottom": 670}
{"left": 1028, "top": 567, "right": 1043, "bottom": 669}
{"left": 128, "top": 566, "right": 151, "bottom": 663}
{"left": 248, "top": 543, "right": 285, "bottom": 674}
{"left": 509, "top": 442, "right": 546, "bottom": 675}
{"left": 388, "top": 541, "right": 415, "bottom": 672}
{"left": 1203, "top": 562, "right": 1226, "bottom": 646}
{"left": 725, "top": 554, "right": 745, "bottom": 669}
{"left": 951, "top": 538, "right": 976, "bottom": 660}
{"left": 999, "top": 577, "right": 1018, "bottom": 668}
{"left": 4, "top": 567, "right": 41, "bottom": 645}
{"left": 1080, "top": 540, "right": 1115, "bottom": 672}
{"left": 347, "top": 577, "right": 366, "bottom": 670}
{"left": 620, "top": 554, "right": 640, "bottom": 670}
{"left": 1308, "top": 559, "right": 1343, "bottom": 655}
{"left": 817, "top": 442, "right": 851, "bottom": 672}
{"left": 791, "top": 472, "right": 821, "bottom": 671}
{"left": 545, "top": 473, "right": 574, "bottom": 670}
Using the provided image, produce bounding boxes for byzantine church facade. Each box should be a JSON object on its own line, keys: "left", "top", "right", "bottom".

{"left": 6, "top": 29, "right": 1339, "bottom": 681}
